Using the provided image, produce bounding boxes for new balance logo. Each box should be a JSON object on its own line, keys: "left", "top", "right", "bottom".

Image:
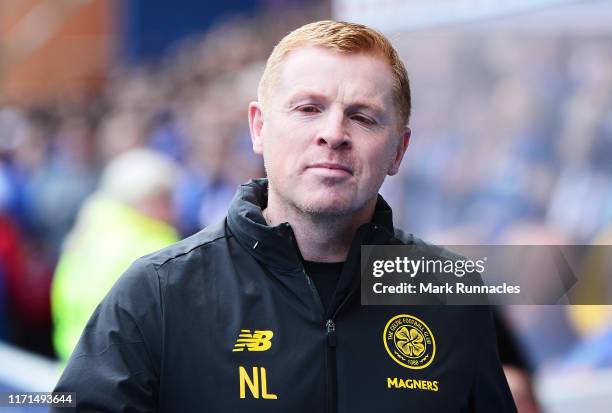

{"left": 233, "top": 330, "right": 274, "bottom": 352}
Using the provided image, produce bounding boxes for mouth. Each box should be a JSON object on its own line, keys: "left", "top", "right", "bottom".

{"left": 306, "top": 162, "right": 354, "bottom": 176}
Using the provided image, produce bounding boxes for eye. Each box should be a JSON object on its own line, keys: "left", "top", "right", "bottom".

{"left": 297, "top": 105, "right": 320, "bottom": 114}
{"left": 351, "top": 114, "right": 376, "bottom": 126}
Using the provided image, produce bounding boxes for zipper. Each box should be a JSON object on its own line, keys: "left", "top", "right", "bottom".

{"left": 326, "top": 318, "right": 337, "bottom": 413}
{"left": 326, "top": 319, "right": 337, "bottom": 347}
{"left": 286, "top": 223, "right": 349, "bottom": 413}
{"left": 300, "top": 266, "right": 337, "bottom": 413}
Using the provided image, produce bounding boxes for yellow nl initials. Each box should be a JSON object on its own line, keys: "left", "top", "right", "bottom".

{"left": 239, "top": 366, "right": 278, "bottom": 400}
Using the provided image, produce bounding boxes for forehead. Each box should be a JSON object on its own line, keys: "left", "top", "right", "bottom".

{"left": 272, "top": 46, "right": 396, "bottom": 108}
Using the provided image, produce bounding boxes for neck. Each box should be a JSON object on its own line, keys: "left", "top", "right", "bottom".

{"left": 264, "top": 191, "right": 377, "bottom": 263}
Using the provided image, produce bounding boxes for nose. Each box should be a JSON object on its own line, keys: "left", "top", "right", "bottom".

{"left": 316, "top": 110, "right": 350, "bottom": 150}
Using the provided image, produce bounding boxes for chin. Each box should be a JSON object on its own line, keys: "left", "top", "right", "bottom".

{"left": 294, "top": 191, "right": 363, "bottom": 217}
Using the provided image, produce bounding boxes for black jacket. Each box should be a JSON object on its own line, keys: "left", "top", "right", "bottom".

{"left": 54, "top": 179, "right": 516, "bottom": 412}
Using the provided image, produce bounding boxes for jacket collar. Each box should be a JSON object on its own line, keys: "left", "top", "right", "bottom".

{"left": 227, "top": 178, "right": 397, "bottom": 273}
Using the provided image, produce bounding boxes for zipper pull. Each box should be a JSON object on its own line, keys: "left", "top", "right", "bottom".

{"left": 326, "top": 319, "right": 337, "bottom": 347}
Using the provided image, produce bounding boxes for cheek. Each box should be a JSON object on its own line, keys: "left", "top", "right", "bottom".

{"left": 362, "top": 142, "right": 395, "bottom": 173}
{"left": 264, "top": 123, "right": 306, "bottom": 164}
{"left": 355, "top": 146, "right": 397, "bottom": 189}
{"left": 262, "top": 138, "right": 295, "bottom": 177}
{"left": 381, "top": 139, "right": 401, "bottom": 168}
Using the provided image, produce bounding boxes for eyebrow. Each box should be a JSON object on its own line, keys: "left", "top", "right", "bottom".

{"left": 285, "top": 90, "right": 328, "bottom": 108}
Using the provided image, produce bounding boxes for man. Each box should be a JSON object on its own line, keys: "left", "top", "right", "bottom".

{"left": 54, "top": 21, "right": 517, "bottom": 412}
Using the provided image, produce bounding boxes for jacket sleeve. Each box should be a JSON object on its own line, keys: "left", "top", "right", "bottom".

{"left": 52, "top": 259, "right": 163, "bottom": 413}
{"left": 467, "top": 307, "right": 518, "bottom": 412}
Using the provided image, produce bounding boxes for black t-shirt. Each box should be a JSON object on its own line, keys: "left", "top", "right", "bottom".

{"left": 303, "top": 260, "right": 343, "bottom": 312}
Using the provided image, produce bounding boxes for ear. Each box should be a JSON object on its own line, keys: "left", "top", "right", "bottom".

{"left": 248, "top": 101, "right": 264, "bottom": 155}
{"left": 388, "top": 127, "right": 411, "bottom": 176}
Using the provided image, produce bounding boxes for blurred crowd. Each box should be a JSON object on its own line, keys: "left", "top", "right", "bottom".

{"left": 0, "top": 9, "right": 611, "bottom": 381}
{"left": 389, "top": 32, "right": 612, "bottom": 245}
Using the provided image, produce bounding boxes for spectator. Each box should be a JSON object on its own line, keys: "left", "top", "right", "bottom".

{"left": 51, "top": 148, "right": 179, "bottom": 361}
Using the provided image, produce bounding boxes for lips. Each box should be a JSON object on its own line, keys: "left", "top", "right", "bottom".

{"left": 306, "top": 162, "right": 353, "bottom": 175}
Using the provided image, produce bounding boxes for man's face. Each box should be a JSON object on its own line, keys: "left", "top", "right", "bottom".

{"left": 249, "top": 46, "right": 410, "bottom": 217}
